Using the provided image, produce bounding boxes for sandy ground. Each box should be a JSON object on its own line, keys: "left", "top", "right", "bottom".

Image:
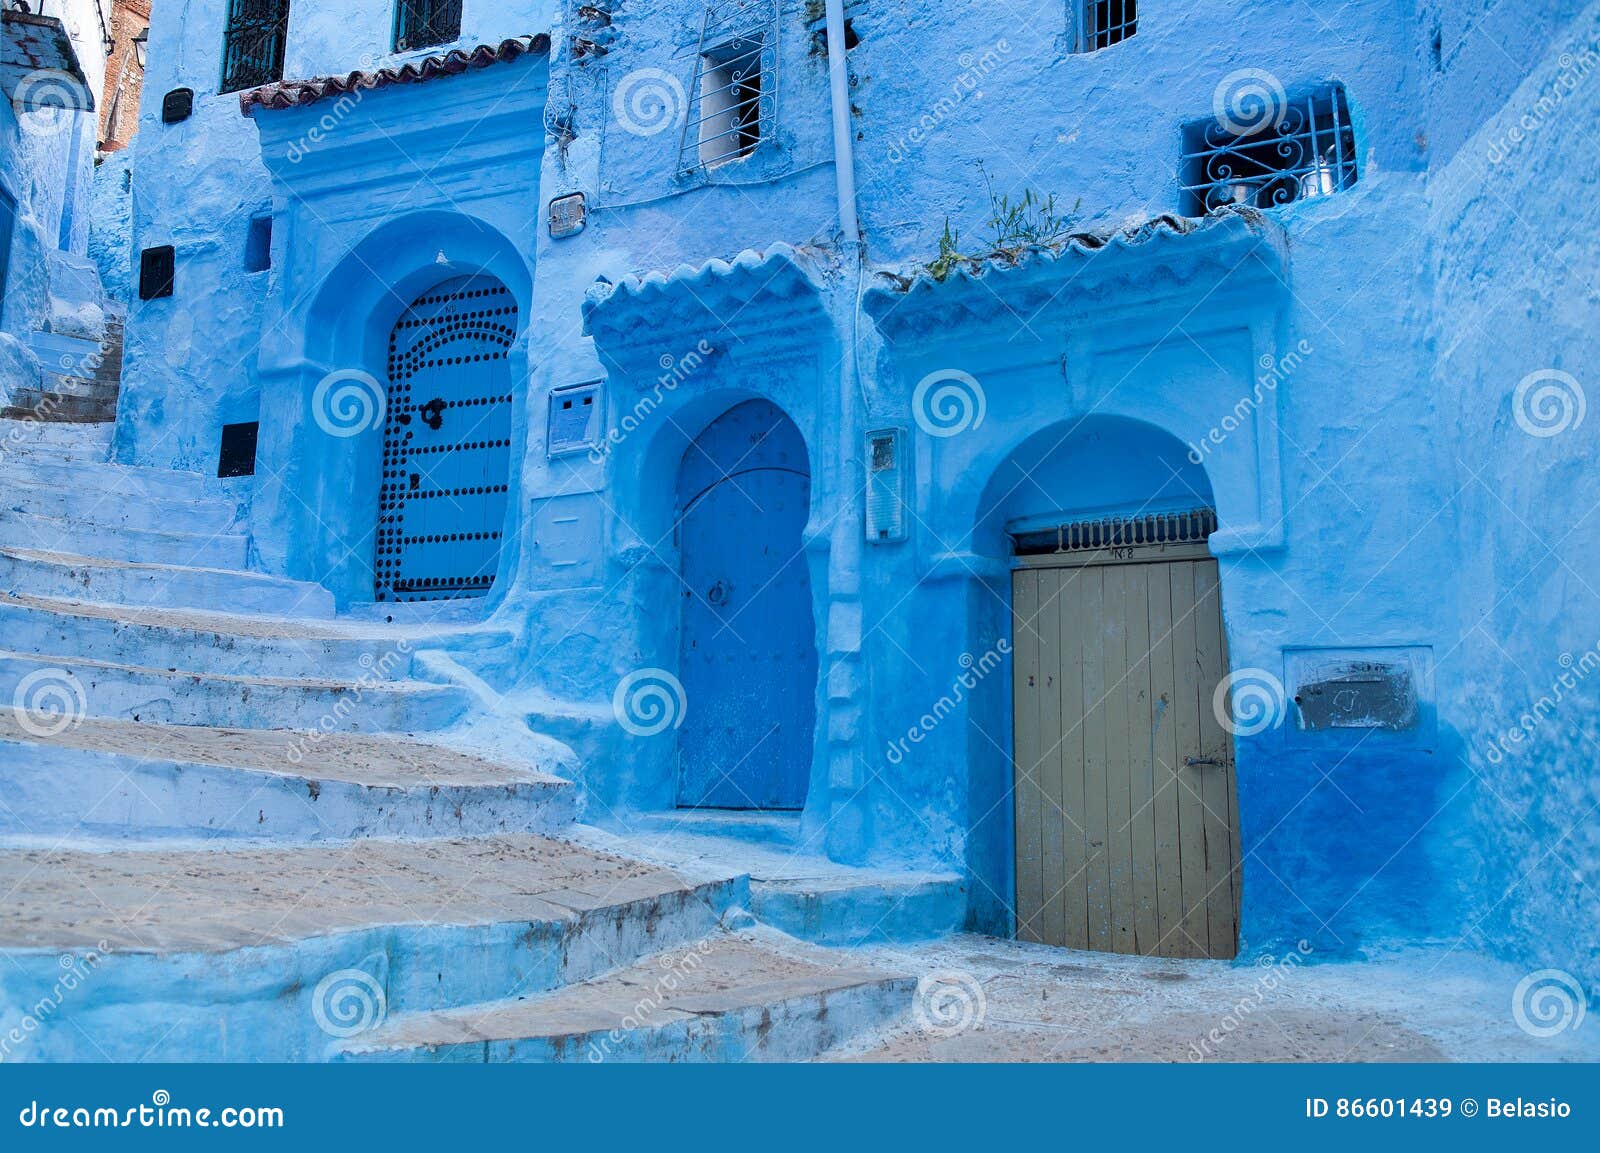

{"left": 828, "top": 934, "right": 1600, "bottom": 1063}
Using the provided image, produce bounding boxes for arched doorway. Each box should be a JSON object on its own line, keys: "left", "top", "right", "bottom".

{"left": 373, "top": 274, "right": 518, "bottom": 603}
{"left": 992, "top": 418, "right": 1241, "bottom": 959}
{"left": 674, "top": 399, "right": 816, "bottom": 810}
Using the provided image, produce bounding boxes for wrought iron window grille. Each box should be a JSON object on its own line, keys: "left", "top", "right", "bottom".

{"left": 1077, "top": 0, "right": 1137, "bottom": 52}
{"left": 393, "top": 0, "right": 462, "bottom": 53}
{"left": 1180, "top": 83, "right": 1358, "bottom": 216}
{"left": 678, "top": 0, "right": 779, "bottom": 174}
{"left": 1013, "top": 509, "right": 1218, "bottom": 557}
{"left": 220, "top": 0, "right": 291, "bottom": 93}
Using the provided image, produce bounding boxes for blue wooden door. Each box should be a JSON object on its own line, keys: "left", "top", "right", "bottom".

{"left": 676, "top": 400, "right": 816, "bottom": 810}
{"left": 374, "top": 275, "right": 517, "bottom": 603}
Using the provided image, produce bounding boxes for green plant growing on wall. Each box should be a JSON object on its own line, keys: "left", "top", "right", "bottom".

{"left": 923, "top": 165, "right": 1083, "bottom": 280}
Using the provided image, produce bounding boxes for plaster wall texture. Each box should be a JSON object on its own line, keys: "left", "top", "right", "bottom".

{"left": 102, "top": 0, "right": 1598, "bottom": 975}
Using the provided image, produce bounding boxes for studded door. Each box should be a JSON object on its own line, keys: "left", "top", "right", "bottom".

{"left": 374, "top": 275, "right": 517, "bottom": 603}
{"left": 676, "top": 400, "right": 816, "bottom": 810}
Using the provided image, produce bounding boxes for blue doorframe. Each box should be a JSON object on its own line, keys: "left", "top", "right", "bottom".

{"left": 675, "top": 399, "right": 817, "bottom": 810}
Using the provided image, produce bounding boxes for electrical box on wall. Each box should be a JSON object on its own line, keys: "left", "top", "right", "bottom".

{"left": 548, "top": 192, "right": 587, "bottom": 238}
{"left": 865, "top": 428, "right": 908, "bottom": 543}
{"left": 548, "top": 381, "right": 601, "bottom": 457}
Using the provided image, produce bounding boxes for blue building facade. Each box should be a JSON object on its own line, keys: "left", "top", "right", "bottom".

{"left": 104, "top": 0, "right": 1600, "bottom": 976}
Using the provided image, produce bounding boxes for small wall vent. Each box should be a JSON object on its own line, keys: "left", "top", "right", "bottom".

{"left": 161, "top": 88, "right": 195, "bottom": 124}
{"left": 138, "top": 245, "right": 175, "bottom": 300}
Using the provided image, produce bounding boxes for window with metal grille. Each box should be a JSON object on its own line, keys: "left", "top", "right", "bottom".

{"left": 679, "top": 1, "right": 779, "bottom": 174}
{"left": 139, "top": 246, "right": 176, "bottom": 300}
{"left": 393, "top": 0, "right": 461, "bottom": 53}
{"left": 1078, "top": 0, "right": 1137, "bottom": 52}
{"left": 1013, "top": 509, "right": 1217, "bottom": 557}
{"left": 1180, "top": 83, "right": 1358, "bottom": 216}
{"left": 220, "top": 0, "right": 291, "bottom": 94}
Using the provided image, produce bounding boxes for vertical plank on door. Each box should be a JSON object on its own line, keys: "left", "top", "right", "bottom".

{"left": 1194, "top": 560, "right": 1239, "bottom": 959}
{"left": 1038, "top": 569, "right": 1067, "bottom": 947}
{"left": 1012, "top": 571, "right": 1044, "bottom": 943}
{"left": 1059, "top": 569, "right": 1090, "bottom": 951}
{"left": 1080, "top": 567, "right": 1111, "bottom": 951}
{"left": 1170, "top": 561, "right": 1211, "bottom": 958}
{"left": 1124, "top": 562, "right": 1159, "bottom": 955}
{"left": 1147, "top": 562, "right": 1185, "bottom": 957}
{"left": 1102, "top": 565, "right": 1135, "bottom": 954}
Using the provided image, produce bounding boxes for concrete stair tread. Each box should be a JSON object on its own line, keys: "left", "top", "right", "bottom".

{"left": 341, "top": 931, "right": 911, "bottom": 1057}
{"left": 0, "top": 835, "right": 729, "bottom": 955}
{"left": 1, "top": 544, "right": 279, "bottom": 582}
{"left": 0, "top": 509, "right": 245, "bottom": 557}
{"left": 0, "top": 647, "right": 451, "bottom": 693}
{"left": 0, "top": 710, "right": 562, "bottom": 790}
{"left": 0, "top": 590, "right": 451, "bottom": 642}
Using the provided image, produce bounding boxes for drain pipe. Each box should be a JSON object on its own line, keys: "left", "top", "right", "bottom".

{"left": 821, "top": 0, "right": 870, "bottom": 863}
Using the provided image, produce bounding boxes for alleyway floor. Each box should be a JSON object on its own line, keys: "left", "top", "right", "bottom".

{"left": 832, "top": 935, "right": 1600, "bottom": 1063}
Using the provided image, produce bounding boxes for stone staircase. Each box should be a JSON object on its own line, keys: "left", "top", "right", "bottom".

{"left": 1, "top": 318, "right": 124, "bottom": 424}
{"left": 0, "top": 418, "right": 914, "bottom": 1062}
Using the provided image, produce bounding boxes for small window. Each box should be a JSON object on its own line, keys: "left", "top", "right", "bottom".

{"left": 220, "top": 0, "right": 292, "bottom": 94}
{"left": 245, "top": 214, "right": 273, "bottom": 272}
{"left": 1180, "top": 83, "right": 1358, "bottom": 217}
{"left": 1078, "top": 0, "right": 1137, "bottom": 53}
{"left": 393, "top": 0, "right": 462, "bottom": 53}
{"left": 218, "top": 422, "right": 260, "bottom": 478}
{"left": 139, "top": 245, "right": 176, "bottom": 300}
{"left": 161, "top": 88, "right": 195, "bottom": 124}
{"left": 692, "top": 34, "right": 771, "bottom": 169}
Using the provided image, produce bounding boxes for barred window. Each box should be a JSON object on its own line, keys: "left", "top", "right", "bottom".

{"left": 1180, "top": 83, "right": 1358, "bottom": 216}
{"left": 1078, "top": 0, "right": 1137, "bottom": 53}
{"left": 678, "top": 1, "right": 778, "bottom": 175}
{"left": 220, "top": 0, "right": 291, "bottom": 94}
{"left": 394, "top": 0, "right": 462, "bottom": 53}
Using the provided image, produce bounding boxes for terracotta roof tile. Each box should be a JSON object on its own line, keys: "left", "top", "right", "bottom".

{"left": 239, "top": 35, "right": 551, "bottom": 116}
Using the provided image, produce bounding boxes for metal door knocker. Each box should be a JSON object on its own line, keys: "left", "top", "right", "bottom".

{"left": 420, "top": 398, "right": 446, "bottom": 430}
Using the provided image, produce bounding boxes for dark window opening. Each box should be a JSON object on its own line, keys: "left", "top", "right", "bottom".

{"left": 139, "top": 245, "right": 176, "bottom": 300}
{"left": 221, "top": 0, "right": 291, "bottom": 94}
{"left": 218, "top": 422, "right": 260, "bottom": 478}
{"left": 1081, "top": 0, "right": 1137, "bottom": 52}
{"left": 1180, "top": 84, "right": 1358, "bottom": 217}
{"left": 394, "top": 0, "right": 462, "bottom": 53}
{"left": 245, "top": 214, "right": 273, "bottom": 272}
{"left": 696, "top": 35, "right": 768, "bottom": 168}
{"left": 161, "top": 88, "right": 195, "bottom": 124}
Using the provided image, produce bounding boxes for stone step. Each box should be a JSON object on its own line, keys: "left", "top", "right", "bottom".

{"left": 0, "top": 711, "right": 576, "bottom": 841}
{"left": 0, "top": 455, "right": 222, "bottom": 502}
{"left": 0, "top": 592, "right": 427, "bottom": 680}
{"left": 0, "top": 837, "right": 742, "bottom": 1061}
{"left": 0, "top": 509, "right": 248, "bottom": 568}
{"left": 0, "top": 474, "right": 238, "bottom": 535}
{"left": 0, "top": 417, "right": 113, "bottom": 457}
{"left": 0, "top": 648, "right": 470, "bottom": 733}
{"left": 0, "top": 546, "right": 337, "bottom": 617}
{"left": 0, "top": 397, "right": 119, "bottom": 424}
{"left": 336, "top": 931, "right": 913, "bottom": 1063}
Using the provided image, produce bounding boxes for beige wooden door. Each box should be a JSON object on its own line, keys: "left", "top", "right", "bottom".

{"left": 1012, "top": 556, "right": 1240, "bottom": 959}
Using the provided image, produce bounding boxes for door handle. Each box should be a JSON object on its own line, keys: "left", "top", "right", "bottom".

{"left": 1184, "top": 756, "right": 1224, "bottom": 768}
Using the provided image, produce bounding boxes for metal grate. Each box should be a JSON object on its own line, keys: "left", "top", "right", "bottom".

{"left": 1180, "top": 84, "right": 1358, "bottom": 216}
{"left": 677, "top": 0, "right": 779, "bottom": 174}
{"left": 138, "top": 245, "right": 175, "bottom": 300}
{"left": 1080, "top": 0, "right": 1137, "bottom": 52}
{"left": 393, "top": 0, "right": 462, "bottom": 52}
{"left": 220, "top": 0, "right": 291, "bottom": 93}
{"left": 1014, "top": 509, "right": 1218, "bottom": 557}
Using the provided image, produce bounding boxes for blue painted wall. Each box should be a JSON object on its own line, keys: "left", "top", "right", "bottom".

{"left": 111, "top": 0, "right": 1599, "bottom": 976}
